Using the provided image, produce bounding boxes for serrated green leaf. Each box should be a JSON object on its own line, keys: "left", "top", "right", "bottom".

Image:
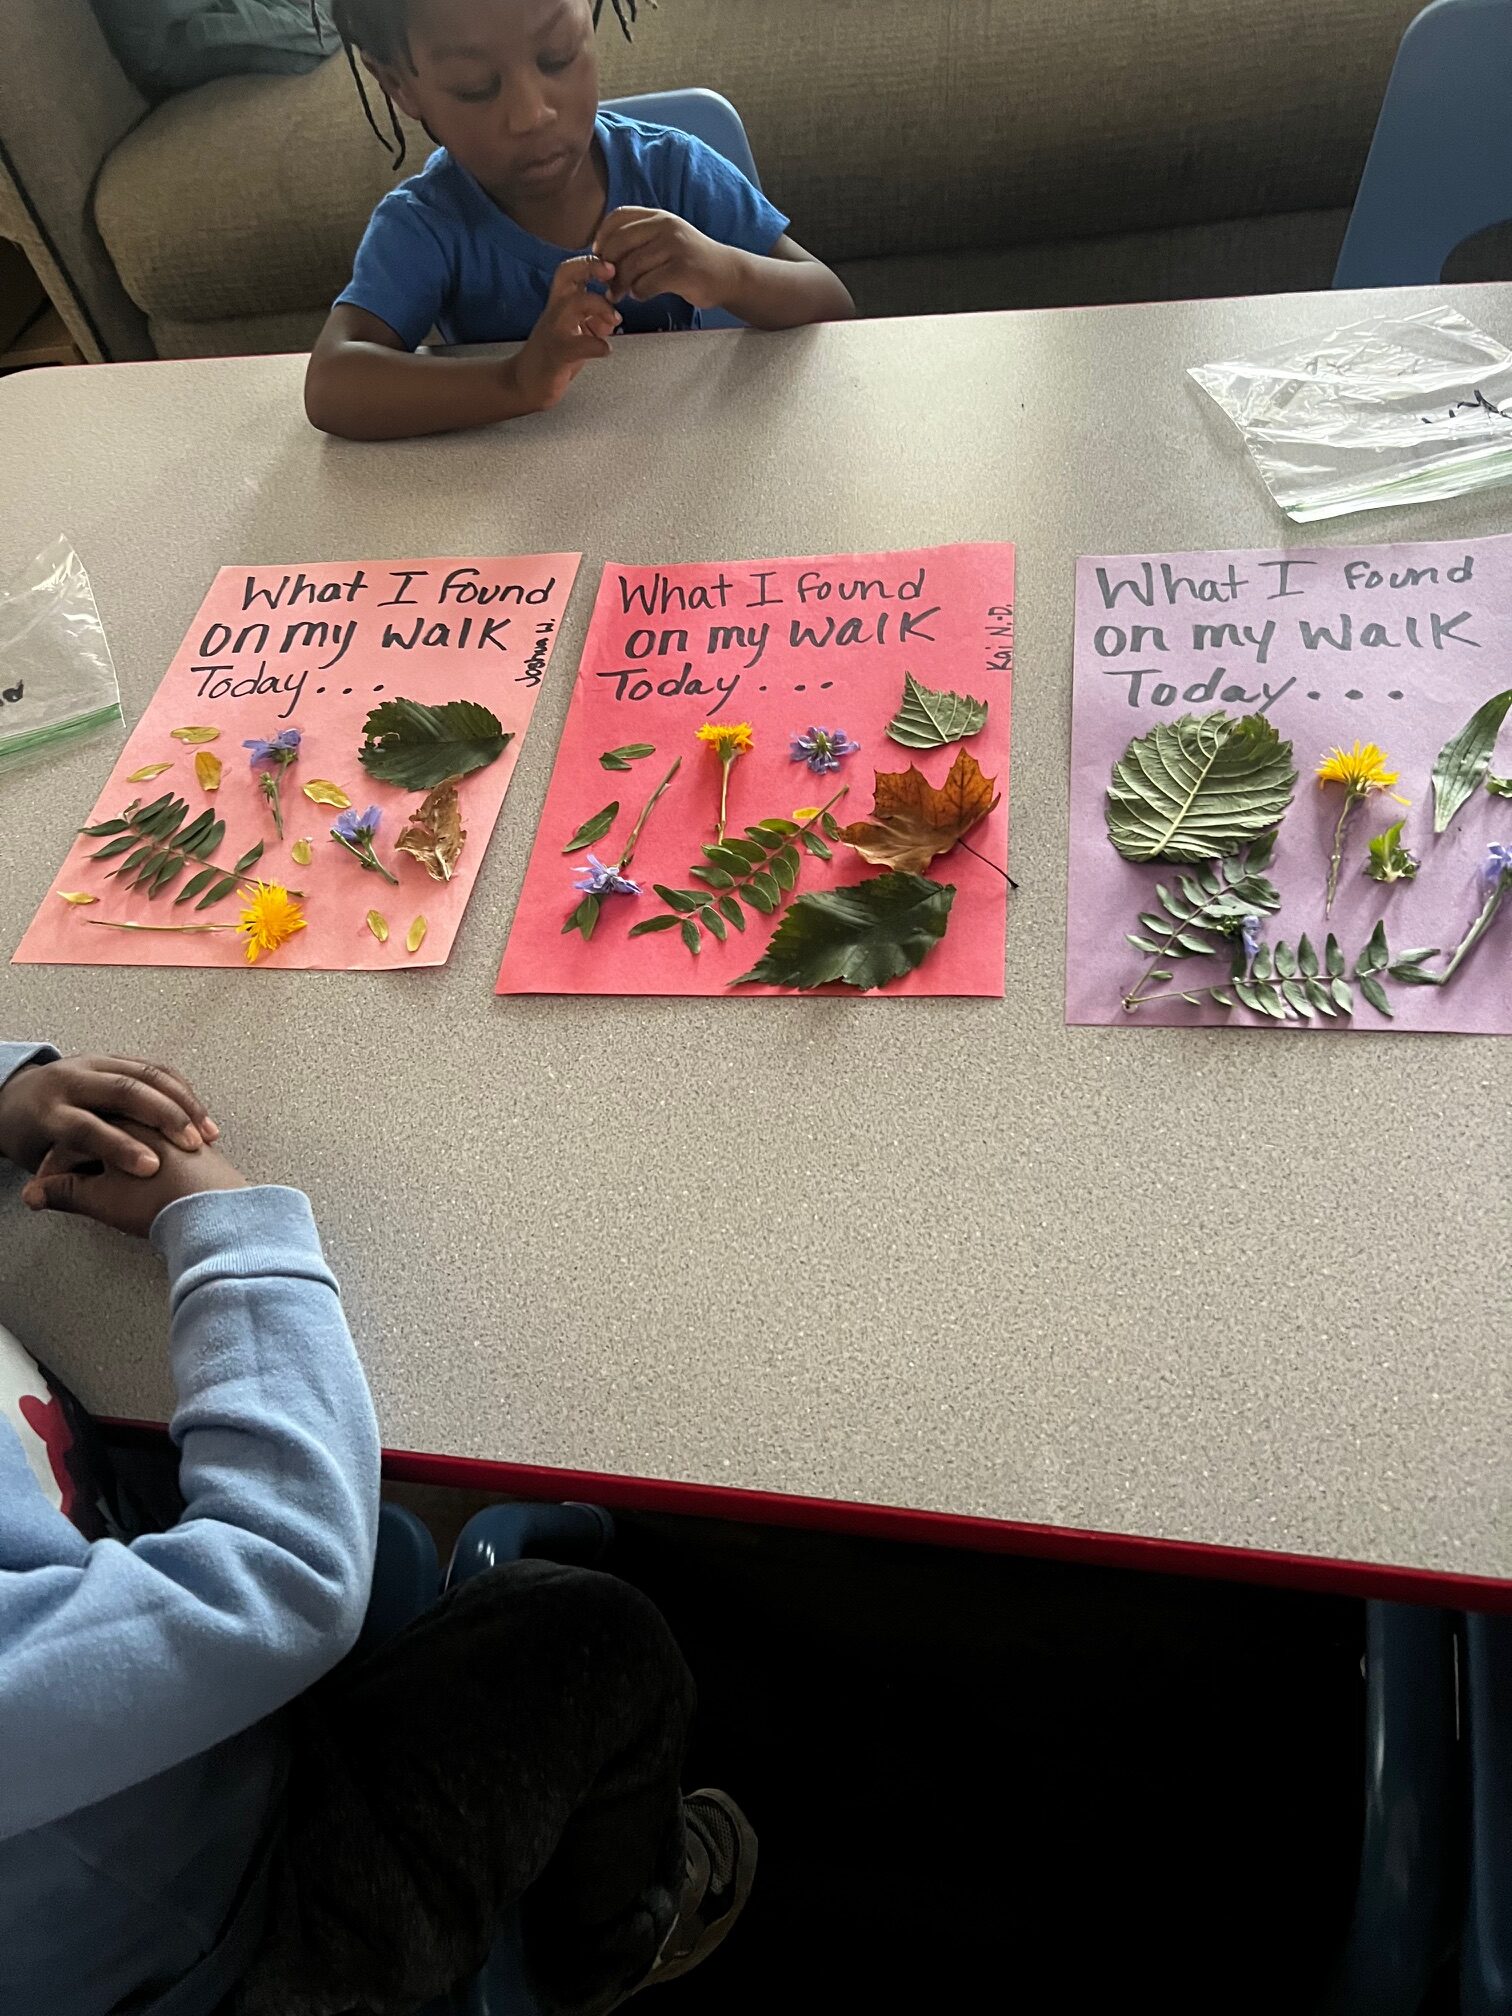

{"left": 690, "top": 864, "right": 735, "bottom": 890}
{"left": 885, "top": 671, "right": 988, "bottom": 749}
{"left": 1298, "top": 933, "right": 1319, "bottom": 978}
{"left": 1430, "top": 687, "right": 1512, "bottom": 833}
{"left": 700, "top": 906, "right": 727, "bottom": 943}
{"left": 563, "top": 803, "right": 620, "bottom": 854}
{"left": 359, "top": 697, "right": 513, "bottom": 790}
{"left": 1106, "top": 712, "right": 1298, "bottom": 863}
{"left": 1274, "top": 942, "right": 1297, "bottom": 979}
{"left": 234, "top": 841, "right": 265, "bottom": 876}
{"left": 1280, "top": 980, "right": 1312, "bottom": 1017}
{"left": 1325, "top": 934, "right": 1344, "bottom": 977}
{"left": 799, "top": 832, "right": 833, "bottom": 859}
{"left": 680, "top": 918, "right": 702, "bottom": 956}
{"left": 628, "top": 914, "right": 682, "bottom": 937}
{"left": 652, "top": 884, "right": 701, "bottom": 914}
{"left": 733, "top": 873, "right": 955, "bottom": 990}
{"left": 1357, "top": 973, "right": 1392, "bottom": 1018}
{"left": 177, "top": 867, "right": 220, "bottom": 906}
{"left": 196, "top": 873, "right": 239, "bottom": 912}
{"left": 1330, "top": 976, "right": 1354, "bottom": 1013}
{"left": 718, "top": 895, "right": 745, "bottom": 931}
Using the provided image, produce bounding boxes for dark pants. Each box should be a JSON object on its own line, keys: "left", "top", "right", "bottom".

{"left": 232, "top": 1561, "right": 695, "bottom": 2016}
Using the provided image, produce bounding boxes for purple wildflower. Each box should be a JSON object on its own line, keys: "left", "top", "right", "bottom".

{"left": 335, "top": 805, "right": 383, "bottom": 845}
{"left": 243, "top": 727, "right": 302, "bottom": 768}
{"left": 573, "top": 853, "right": 641, "bottom": 898}
{"left": 1481, "top": 842, "right": 1512, "bottom": 891}
{"left": 1240, "top": 914, "right": 1263, "bottom": 960}
{"left": 790, "top": 727, "right": 860, "bottom": 775}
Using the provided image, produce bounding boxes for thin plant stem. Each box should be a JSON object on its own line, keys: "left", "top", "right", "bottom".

{"left": 619, "top": 757, "right": 682, "bottom": 874}
{"left": 956, "top": 837, "right": 1018, "bottom": 888}
{"left": 1325, "top": 788, "right": 1362, "bottom": 914}
{"left": 1416, "top": 874, "right": 1508, "bottom": 985}
{"left": 716, "top": 755, "right": 734, "bottom": 845}
{"left": 86, "top": 920, "right": 240, "bottom": 936}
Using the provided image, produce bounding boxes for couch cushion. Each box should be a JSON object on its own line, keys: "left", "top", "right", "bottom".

{"left": 97, "top": 0, "right": 1421, "bottom": 332}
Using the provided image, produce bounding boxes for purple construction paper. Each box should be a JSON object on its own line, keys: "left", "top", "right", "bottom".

{"left": 1068, "top": 534, "right": 1512, "bottom": 1035}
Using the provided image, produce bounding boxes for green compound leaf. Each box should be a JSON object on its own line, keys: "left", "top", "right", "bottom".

{"left": 1106, "top": 712, "right": 1297, "bottom": 863}
{"left": 884, "top": 671, "right": 988, "bottom": 750}
{"left": 562, "top": 802, "right": 619, "bottom": 854}
{"left": 359, "top": 697, "right": 512, "bottom": 790}
{"left": 1430, "top": 688, "right": 1512, "bottom": 834}
{"left": 733, "top": 874, "right": 955, "bottom": 992}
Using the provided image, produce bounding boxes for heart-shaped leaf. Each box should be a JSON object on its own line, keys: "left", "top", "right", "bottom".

{"left": 1106, "top": 712, "right": 1297, "bottom": 863}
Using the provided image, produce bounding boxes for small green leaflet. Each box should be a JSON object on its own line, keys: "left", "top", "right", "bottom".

{"left": 562, "top": 894, "right": 601, "bottom": 941}
{"left": 1487, "top": 774, "right": 1512, "bottom": 799}
{"left": 599, "top": 744, "right": 656, "bottom": 771}
{"left": 1430, "top": 687, "right": 1512, "bottom": 833}
{"left": 563, "top": 802, "right": 620, "bottom": 853}
{"left": 733, "top": 873, "right": 955, "bottom": 991}
{"left": 885, "top": 673, "right": 988, "bottom": 750}
{"left": 358, "top": 698, "right": 513, "bottom": 790}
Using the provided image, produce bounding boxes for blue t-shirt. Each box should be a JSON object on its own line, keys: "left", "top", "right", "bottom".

{"left": 336, "top": 111, "right": 790, "bottom": 347}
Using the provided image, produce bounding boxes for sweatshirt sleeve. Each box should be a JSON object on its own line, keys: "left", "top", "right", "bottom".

{"left": 0, "top": 1184, "right": 380, "bottom": 1839}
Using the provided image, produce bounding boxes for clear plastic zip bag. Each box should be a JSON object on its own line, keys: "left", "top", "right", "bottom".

{"left": 0, "top": 538, "right": 123, "bottom": 776}
{"left": 1190, "top": 306, "right": 1512, "bottom": 523}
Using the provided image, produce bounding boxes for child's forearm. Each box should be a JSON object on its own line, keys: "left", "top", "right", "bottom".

{"left": 716, "top": 253, "right": 856, "bottom": 331}
{"left": 304, "top": 342, "right": 543, "bottom": 441}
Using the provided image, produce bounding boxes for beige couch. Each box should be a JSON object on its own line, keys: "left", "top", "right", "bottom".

{"left": 1, "top": 0, "right": 1429, "bottom": 365}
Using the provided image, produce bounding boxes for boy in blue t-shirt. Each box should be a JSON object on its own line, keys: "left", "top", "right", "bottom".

{"left": 306, "top": 0, "right": 855, "bottom": 438}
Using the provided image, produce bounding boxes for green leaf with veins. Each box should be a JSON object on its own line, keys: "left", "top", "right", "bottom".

{"left": 1106, "top": 711, "right": 1297, "bottom": 863}
{"left": 358, "top": 697, "right": 512, "bottom": 790}
{"left": 1429, "top": 688, "right": 1512, "bottom": 833}
{"left": 733, "top": 874, "right": 955, "bottom": 991}
{"left": 884, "top": 672, "right": 988, "bottom": 750}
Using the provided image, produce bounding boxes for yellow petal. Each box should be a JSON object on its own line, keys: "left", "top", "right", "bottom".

{"left": 793, "top": 806, "right": 821, "bottom": 822}
{"left": 58, "top": 891, "right": 98, "bottom": 907}
{"left": 304, "top": 780, "right": 352, "bottom": 809}
{"left": 127, "top": 762, "right": 173, "bottom": 782}
{"left": 170, "top": 726, "right": 220, "bottom": 745}
{"left": 195, "top": 751, "right": 223, "bottom": 793}
{"left": 291, "top": 838, "right": 313, "bottom": 867}
{"left": 366, "top": 909, "right": 389, "bottom": 944}
{"left": 406, "top": 914, "right": 428, "bottom": 955}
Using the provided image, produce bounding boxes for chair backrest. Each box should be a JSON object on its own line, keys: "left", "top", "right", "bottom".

{"left": 599, "top": 87, "right": 760, "bottom": 329}
{"left": 1335, "top": 0, "right": 1512, "bottom": 287}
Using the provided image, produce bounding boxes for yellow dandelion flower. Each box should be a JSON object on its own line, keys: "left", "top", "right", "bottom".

{"left": 237, "top": 881, "right": 307, "bottom": 964}
{"left": 1315, "top": 741, "right": 1409, "bottom": 804}
{"left": 695, "top": 721, "right": 754, "bottom": 756}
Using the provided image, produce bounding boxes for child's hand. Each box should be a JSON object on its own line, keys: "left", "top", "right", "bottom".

{"left": 512, "top": 256, "right": 622, "bottom": 412}
{"left": 21, "top": 1125, "right": 248, "bottom": 1240}
{"left": 0, "top": 1054, "right": 217, "bottom": 1177}
{"left": 594, "top": 209, "right": 737, "bottom": 311}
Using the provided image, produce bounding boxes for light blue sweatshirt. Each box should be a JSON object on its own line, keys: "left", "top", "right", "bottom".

{"left": 0, "top": 1042, "right": 380, "bottom": 2016}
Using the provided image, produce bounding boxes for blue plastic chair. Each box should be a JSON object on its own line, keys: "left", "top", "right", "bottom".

{"left": 1334, "top": 0, "right": 1512, "bottom": 287}
{"left": 361, "top": 1501, "right": 615, "bottom": 2016}
{"left": 1460, "top": 1612, "right": 1512, "bottom": 2015}
{"left": 1321, "top": 1602, "right": 1459, "bottom": 2014}
{"left": 600, "top": 86, "right": 761, "bottom": 329}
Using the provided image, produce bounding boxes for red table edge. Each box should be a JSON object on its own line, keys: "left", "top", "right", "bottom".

{"left": 381, "top": 1444, "right": 1512, "bottom": 1615}
{"left": 102, "top": 1420, "right": 1512, "bottom": 1614}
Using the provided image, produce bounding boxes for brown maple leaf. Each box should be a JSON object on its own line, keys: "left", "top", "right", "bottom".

{"left": 395, "top": 777, "right": 467, "bottom": 882}
{"left": 839, "top": 749, "right": 1001, "bottom": 874}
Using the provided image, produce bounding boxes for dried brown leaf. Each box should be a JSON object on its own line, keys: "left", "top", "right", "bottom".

{"left": 839, "top": 749, "right": 1001, "bottom": 875}
{"left": 395, "top": 777, "right": 467, "bottom": 882}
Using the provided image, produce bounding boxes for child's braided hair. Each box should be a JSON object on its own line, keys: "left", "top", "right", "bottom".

{"left": 312, "top": 1, "right": 644, "bottom": 169}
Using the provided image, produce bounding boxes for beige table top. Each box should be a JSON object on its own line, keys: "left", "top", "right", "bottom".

{"left": 3, "top": 287, "right": 1510, "bottom": 1604}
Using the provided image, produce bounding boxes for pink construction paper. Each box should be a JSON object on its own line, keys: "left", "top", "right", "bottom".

{"left": 497, "top": 545, "right": 1014, "bottom": 996}
{"left": 1068, "top": 534, "right": 1512, "bottom": 1035}
{"left": 15, "top": 555, "right": 580, "bottom": 972}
